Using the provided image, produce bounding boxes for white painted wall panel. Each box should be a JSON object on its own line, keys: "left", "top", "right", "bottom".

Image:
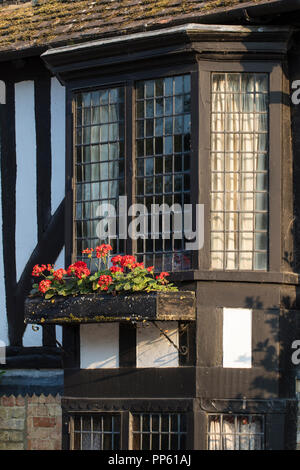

{"left": 51, "top": 77, "right": 65, "bottom": 214}
{"left": 54, "top": 247, "right": 65, "bottom": 345}
{"left": 0, "top": 162, "right": 8, "bottom": 346}
{"left": 136, "top": 321, "right": 179, "bottom": 368}
{"left": 223, "top": 308, "right": 252, "bottom": 368}
{"left": 54, "top": 246, "right": 65, "bottom": 270}
{"left": 80, "top": 323, "right": 119, "bottom": 369}
{"left": 15, "top": 81, "right": 41, "bottom": 347}
{"left": 15, "top": 81, "right": 37, "bottom": 282}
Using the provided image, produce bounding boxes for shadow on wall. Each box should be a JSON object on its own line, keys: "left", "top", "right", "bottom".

{"left": 244, "top": 294, "right": 300, "bottom": 450}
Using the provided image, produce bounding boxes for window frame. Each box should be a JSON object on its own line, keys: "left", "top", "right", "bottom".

{"left": 69, "top": 411, "right": 122, "bottom": 450}
{"left": 65, "top": 63, "right": 199, "bottom": 271}
{"left": 62, "top": 401, "right": 193, "bottom": 450}
{"left": 206, "top": 413, "right": 265, "bottom": 450}
{"left": 198, "top": 60, "right": 282, "bottom": 274}
{"left": 65, "top": 59, "right": 282, "bottom": 275}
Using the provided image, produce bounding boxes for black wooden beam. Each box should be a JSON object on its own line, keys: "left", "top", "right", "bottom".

{"left": 35, "top": 75, "right": 52, "bottom": 239}
{"left": 0, "top": 83, "right": 18, "bottom": 345}
{"left": 34, "top": 74, "right": 56, "bottom": 347}
{"left": 15, "top": 199, "right": 65, "bottom": 343}
{"left": 119, "top": 323, "right": 136, "bottom": 368}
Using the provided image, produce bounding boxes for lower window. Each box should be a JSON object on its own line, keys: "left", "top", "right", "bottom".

{"left": 68, "top": 411, "right": 187, "bottom": 450}
{"left": 131, "top": 413, "right": 187, "bottom": 450}
{"left": 207, "top": 414, "right": 264, "bottom": 450}
{"left": 70, "top": 413, "right": 121, "bottom": 450}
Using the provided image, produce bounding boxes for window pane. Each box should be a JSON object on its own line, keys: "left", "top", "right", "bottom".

{"left": 131, "top": 413, "right": 187, "bottom": 450}
{"left": 208, "top": 415, "right": 264, "bottom": 450}
{"left": 135, "top": 75, "right": 191, "bottom": 271}
{"left": 71, "top": 414, "right": 121, "bottom": 451}
{"left": 211, "top": 72, "right": 269, "bottom": 271}
{"left": 75, "top": 87, "right": 125, "bottom": 261}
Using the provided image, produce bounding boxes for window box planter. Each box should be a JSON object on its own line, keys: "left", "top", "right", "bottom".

{"left": 24, "top": 291, "right": 196, "bottom": 325}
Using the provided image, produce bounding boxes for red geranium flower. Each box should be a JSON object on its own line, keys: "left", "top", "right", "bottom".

{"left": 95, "top": 244, "right": 112, "bottom": 259}
{"left": 98, "top": 274, "right": 113, "bottom": 291}
{"left": 156, "top": 272, "right": 170, "bottom": 283}
{"left": 120, "top": 255, "right": 137, "bottom": 268}
{"left": 67, "top": 261, "right": 90, "bottom": 279}
{"left": 32, "top": 264, "right": 53, "bottom": 277}
{"left": 53, "top": 268, "right": 67, "bottom": 281}
{"left": 32, "top": 264, "right": 46, "bottom": 277}
{"left": 39, "top": 279, "right": 52, "bottom": 294}
{"left": 82, "top": 248, "right": 94, "bottom": 254}
{"left": 110, "top": 266, "right": 123, "bottom": 273}
{"left": 132, "top": 262, "right": 145, "bottom": 269}
{"left": 147, "top": 266, "right": 154, "bottom": 273}
{"left": 111, "top": 255, "right": 123, "bottom": 266}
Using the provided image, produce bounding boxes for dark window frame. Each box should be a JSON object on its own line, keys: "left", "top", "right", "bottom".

{"left": 65, "top": 59, "right": 282, "bottom": 276}
{"left": 206, "top": 413, "right": 265, "bottom": 450}
{"left": 62, "top": 399, "right": 193, "bottom": 450}
{"left": 65, "top": 62, "right": 199, "bottom": 271}
{"left": 69, "top": 411, "right": 122, "bottom": 450}
{"left": 198, "top": 60, "right": 282, "bottom": 274}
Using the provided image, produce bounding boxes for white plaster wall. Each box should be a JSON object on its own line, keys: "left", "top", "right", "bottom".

{"left": 51, "top": 77, "right": 65, "bottom": 215}
{"left": 54, "top": 247, "right": 65, "bottom": 345}
{"left": 136, "top": 321, "right": 179, "bottom": 368}
{"left": 15, "top": 81, "right": 37, "bottom": 282}
{"left": 80, "top": 323, "right": 119, "bottom": 369}
{"left": 0, "top": 80, "right": 6, "bottom": 346}
{"left": 15, "top": 81, "right": 41, "bottom": 347}
{"left": 0, "top": 156, "right": 8, "bottom": 346}
{"left": 223, "top": 308, "right": 252, "bottom": 368}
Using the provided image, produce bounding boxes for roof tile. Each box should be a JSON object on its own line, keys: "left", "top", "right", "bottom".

{"left": 0, "top": 0, "right": 277, "bottom": 54}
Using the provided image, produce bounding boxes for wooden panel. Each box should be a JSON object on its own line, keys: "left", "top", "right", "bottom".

{"left": 24, "top": 291, "right": 196, "bottom": 324}
{"left": 64, "top": 367, "right": 196, "bottom": 398}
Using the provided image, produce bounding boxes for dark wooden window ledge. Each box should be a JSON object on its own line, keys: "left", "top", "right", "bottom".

{"left": 24, "top": 291, "right": 196, "bottom": 325}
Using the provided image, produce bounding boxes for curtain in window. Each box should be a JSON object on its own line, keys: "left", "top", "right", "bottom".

{"left": 75, "top": 88, "right": 125, "bottom": 259}
{"left": 208, "top": 415, "right": 263, "bottom": 450}
{"left": 211, "top": 73, "right": 269, "bottom": 271}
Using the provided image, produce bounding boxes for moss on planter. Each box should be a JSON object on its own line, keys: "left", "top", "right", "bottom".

{"left": 24, "top": 291, "right": 196, "bottom": 324}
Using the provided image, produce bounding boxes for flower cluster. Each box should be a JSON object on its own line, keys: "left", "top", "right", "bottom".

{"left": 98, "top": 274, "right": 113, "bottom": 291}
{"left": 32, "top": 264, "right": 53, "bottom": 277}
{"left": 67, "top": 261, "right": 90, "bottom": 279}
{"left": 30, "top": 244, "right": 177, "bottom": 299}
{"left": 38, "top": 279, "right": 52, "bottom": 294}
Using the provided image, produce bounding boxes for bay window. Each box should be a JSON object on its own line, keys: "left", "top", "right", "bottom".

{"left": 70, "top": 62, "right": 279, "bottom": 274}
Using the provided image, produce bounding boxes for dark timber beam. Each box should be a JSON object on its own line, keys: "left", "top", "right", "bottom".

{"left": 0, "top": 83, "right": 17, "bottom": 346}
{"left": 15, "top": 199, "right": 65, "bottom": 344}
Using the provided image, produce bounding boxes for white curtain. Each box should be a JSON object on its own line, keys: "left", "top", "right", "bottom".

{"left": 211, "top": 73, "right": 268, "bottom": 270}
{"left": 208, "top": 416, "right": 263, "bottom": 450}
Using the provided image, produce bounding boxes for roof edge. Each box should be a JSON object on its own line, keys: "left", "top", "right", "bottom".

{"left": 42, "top": 23, "right": 293, "bottom": 59}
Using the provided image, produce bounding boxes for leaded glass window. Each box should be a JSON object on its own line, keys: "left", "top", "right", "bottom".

{"left": 75, "top": 88, "right": 125, "bottom": 261}
{"left": 135, "top": 75, "right": 192, "bottom": 271}
{"left": 70, "top": 414, "right": 121, "bottom": 450}
{"left": 131, "top": 413, "right": 187, "bottom": 450}
{"left": 207, "top": 414, "right": 264, "bottom": 450}
{"left": 211, "top": 73, "right": 269, "bottom": 271}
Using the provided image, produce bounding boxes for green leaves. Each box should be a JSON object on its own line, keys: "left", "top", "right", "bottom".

{"left": 30, "top": 260, "right": 178, "bottom": 300}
